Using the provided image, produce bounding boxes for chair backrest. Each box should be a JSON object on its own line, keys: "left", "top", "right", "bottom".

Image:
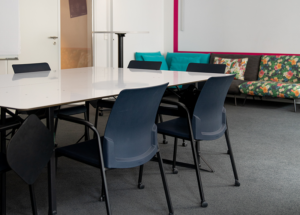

{"left": 185, "top": 63, "right": 227, "bottom": 90}
{"left": 187, "top": 63, "right": 226, "bottom": 74}
{"left": 128, "top": 60, "right": 162, "bottom": 70}
{"left": 12, "top": 63, "right": 51, "bottom": 73}
{"left": 192, "top": 75, "right": 234, "bottom": 141}
{"left": 7, "top": 115, "right": 54, "bottom": 185}
{"left": 102, "top": 83, "right": 168, "bottom": 168}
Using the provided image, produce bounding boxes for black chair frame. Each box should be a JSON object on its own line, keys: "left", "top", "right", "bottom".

{"left": 154, "top": 98, "right": 240, "bottom": 207}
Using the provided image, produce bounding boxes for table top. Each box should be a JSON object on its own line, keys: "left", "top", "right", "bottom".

{"left": 0, "top": 67, "right": 230, "bottom": 111}
{"left": 93, "top": 31, "right": 149, "bottom": 34}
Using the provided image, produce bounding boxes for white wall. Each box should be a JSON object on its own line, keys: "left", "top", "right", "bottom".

{"left": 163, "top": 0, "right": 174, "bottom": 55}
{"left": 94, "top": 0, "right": 165, "bottom": 68}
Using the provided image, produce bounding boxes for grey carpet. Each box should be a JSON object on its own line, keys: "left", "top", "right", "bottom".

{"left": 5, "top": 97, "right": 300, "bottom": 215}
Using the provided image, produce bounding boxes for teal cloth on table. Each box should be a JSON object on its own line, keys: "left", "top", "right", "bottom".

{"left": 166, "top": 52, "right": 210, "bottom": 69}
{"left": 135, "top": 51, "right": 162, "bottom": 61}
{"left": 169, "top": 57, "right": 202, "bottom": 71}
{"left": 142, "top": 55, "right": 169, "bottom": 70}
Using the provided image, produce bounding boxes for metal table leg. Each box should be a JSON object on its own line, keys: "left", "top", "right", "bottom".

{"left": 47, "top": 107, "right": 57, "bottom": 215}
{"left": 116, "top": 33, "right": 126, "bottom": 68}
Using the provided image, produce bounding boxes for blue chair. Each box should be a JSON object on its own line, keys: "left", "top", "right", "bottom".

{"left": 159, "top": 63, "right": 227, "bottom": 146}
{"left": 128, "top": 60, "right": 162, "bottom": 70}
{"left": 91, "top": 60, "right": 163, "bottom": 118}
{"left": 1, "top": 115, "right": 54, "bottom": 215}
{"left": 12, "top": 63, "right": 90, "bottom": 141}
{"left": 56, "top": 83, "right": 174, "bottom": 215}
{"left": 156, "top": 75, "right": 240, "bottom": 208}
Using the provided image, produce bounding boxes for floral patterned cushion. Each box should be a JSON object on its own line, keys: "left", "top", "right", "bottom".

{"left": 239, "top": 81, "right": 300, "bottom": 99}
{"left": 214, "top": 57, "right": 248, "bottom": 80}
{"left": 259, "top": 55, "right": 300, "bottom": 83}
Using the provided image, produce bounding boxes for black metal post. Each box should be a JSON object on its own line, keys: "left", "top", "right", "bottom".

{"left": 85, "top": 101, "right": 90, "bottom": 141}
{"left": 117, "top": 33, "right": 126, "bottom": 68}
{"left": 0, "top": 107, "right": 6, "bottom": 214}
{"left": 47, "top": 107, "right": 57, "bottom": 215}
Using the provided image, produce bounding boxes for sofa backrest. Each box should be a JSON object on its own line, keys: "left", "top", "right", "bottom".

{"left": 166, "top": 53, "right": 210, "bottom": 69}
{"left": 210, "top": 54, "right": 261, "bottom": 81}
{"left": 259, "top": 55, "right": 300, "bottom": 83}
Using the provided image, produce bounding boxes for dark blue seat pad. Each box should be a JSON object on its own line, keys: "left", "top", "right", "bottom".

{"left": 0, "top": 153, "right": 10, "bottom": 172}
{"left": 56, "top": 138, "right": 103, "bottom": 168}
{"left": 54, "top": 105, "right": 86, "bottom": 118}
{"left": 157, "top": 118, "right": 191, "bottom": 140}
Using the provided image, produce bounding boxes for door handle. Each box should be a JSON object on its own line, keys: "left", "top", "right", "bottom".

{"left": 49, "top": 36, "right": 58, "bottom": 39}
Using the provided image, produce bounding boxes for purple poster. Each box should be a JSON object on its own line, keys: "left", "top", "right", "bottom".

{"left": 69, "top": 0, "right": 87, "bottom": 18}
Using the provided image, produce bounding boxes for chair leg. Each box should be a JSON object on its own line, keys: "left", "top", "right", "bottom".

{"left": 83, "top": 112, "right": 90, "bottom": 141}
{"left": 172, "top": 138, "right": 178, "bottom": 174}
{"left": 159, "top": 115, "right": 168, "bottom": 144}
{"left": 243, "top": 95, "right": 247, "bottom": 106}
{"left": 99, "top": 181, "right": 106, "bottom": 202}
{"left": 137, "top": 165, "right": 145, "bottom": 189}
{"left": 294, "top": 99, "right": 297, "bottom": 112}
{"left": 182, "top": 139, "right": 187, "bottom": 147}
{"left": 196, "top": 141, "right": 214, "bottom": 173}
{"left": 0, "top": 173, "right": 6, "bottom": 214}
{"left": 94, "top": 105, "right": 100, "bottom": 139}
{"left": 234, "top": 96, "right": 237, "bottom": 106}
{"left": 190, "top": 139, "right": 207, "bottom": 207}
{"left": 29, "top": 184, "right": 38, "bottom": 215}
{"left": 225, "top": 125, "right": 240, "bottom": 187}
{"left": 156, "top": 151, "right": 174, "bottom": 215}
{"left": 99, "top": 169, "right": 111, "bottom": 215}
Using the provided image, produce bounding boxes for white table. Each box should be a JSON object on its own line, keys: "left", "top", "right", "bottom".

{"left": 93, "top": 31, "right": 149, "bottom": 68}
{"left": 0, "top": 67, "right": 230, "bottom": 214}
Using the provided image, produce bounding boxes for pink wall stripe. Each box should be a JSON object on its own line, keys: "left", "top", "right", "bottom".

{"left": 173, "top": 0, "right": 299, "bottom": 56}
{"left": 173, "top": 0, "right": 179, "bottom": 52}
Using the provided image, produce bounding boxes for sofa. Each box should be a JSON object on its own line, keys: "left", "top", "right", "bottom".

{"left": 238, "top": 55, "right": 300, "bottom": 111}
{"left": 134, "top": 52, "right": 300, "bottom": 111}
{"left": 209, "top": 54, "right": 261, "bottom": 105}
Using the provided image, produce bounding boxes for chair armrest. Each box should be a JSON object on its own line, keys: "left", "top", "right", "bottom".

{"left": 57, "top": 114, "right": 94, "bottom": 129}
{"left": 160, "top": 99, "right": 195, "bottom": 140}
{"left": 161, "top": 99, "right": 191, "bottom": 118}
{"left": 166, "top": 88, "right": 181, "bottom": 99}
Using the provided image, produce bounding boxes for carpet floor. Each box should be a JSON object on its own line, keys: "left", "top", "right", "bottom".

{"left": 5, "top": 97, "right": 300, "bottom": 215}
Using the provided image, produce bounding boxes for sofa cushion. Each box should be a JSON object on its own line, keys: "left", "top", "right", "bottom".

{"left": 239, "top": 81, "right": 300, "bottom": 99}
{"left": 169, "top": 57, "right": 202, "bottom": 71}
{"left": 142, "top": 55, "right": 169, "bottom": 70}
{"left": 259, "top": 55, "right": 300, "bottom": 83}
{"left": 228, "top": 80, "right": 246, "bottom": 94}
{"left": 166, "top": 53, "right": 210, "bottom": 69}
{"left": 135, "top": 52, "right": 162, "bottom": 61}
{"left": 214, "top": 57, "right": 248, "bottom": 80}
{"left": 210, "top": 54, "right": 261, "bottom": 81}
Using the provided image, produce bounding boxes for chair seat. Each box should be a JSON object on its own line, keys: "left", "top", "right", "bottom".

{"left": 157, "top": 118, "right": 191, "bottom": 139}
{"left": 0, "top": 153, "right": 10, "bottom": 172}
{"left": 56, "top": 139, "right": 103, "bottom": 168}
{"left": 54, "top": 105, "right": 86, "bottom": 118}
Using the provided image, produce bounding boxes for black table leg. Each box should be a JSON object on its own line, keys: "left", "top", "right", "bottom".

{"left": 0, "top": 107, "right": 6, "bottom": 214}
{"left": 85, "top": 101, "right": 90, "bottom": 141}
{"left": 116, "top": 33, "right": 126, "bottom": 68}
{"left": 47, "top": 107, "right": 57, "bottom": 215}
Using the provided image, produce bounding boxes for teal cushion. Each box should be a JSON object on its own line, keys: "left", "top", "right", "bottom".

{"left": 166, "top": 52, "right": 210, "bottom": 68}
{"left": 142, "top": 55, "right": 169, "bottom": 70}
{"left": 169, "top": 57, "right": 201, "bottom": 71}
{"left": 135, "top": 52, "right": 161, "bottom": 61}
